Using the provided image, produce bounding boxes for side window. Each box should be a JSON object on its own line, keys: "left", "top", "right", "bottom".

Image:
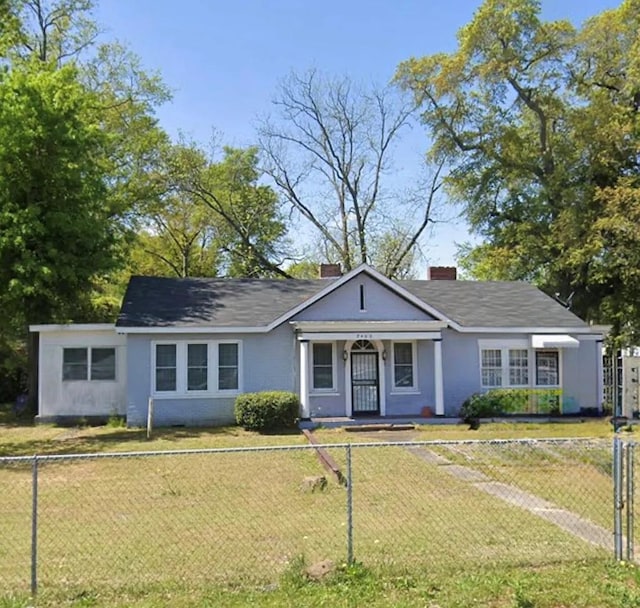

{"left": 91, "top": 348, "right": 116, "bottom": 381}
{"left": 63, "top": 348, "right": 88, "bottom": 381}
{"left": 187, "top": 344, "right": 208, "bottom": 391}
{"left": 218, "top": 343, "right": 239, "bottom": 391}
{"left": 155, "top": 344, "right": 177, "bottom": 392}
{"left": 481, "top": 349, "right": 502, "bottom": 387}
{"left": 312, "top": 343, "right": 334, "bottom": 390}
{"left": 536, "top": 351, "right": 559, "bottom": 386}
{"left": 393, "top": 342, "right": 414, "bottom": 389}
{"left": 508, "top": 349, "right": 528, "bottom": 386}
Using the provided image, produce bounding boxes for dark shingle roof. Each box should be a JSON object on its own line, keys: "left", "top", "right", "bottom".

{"left": 400, "top": 280, "right": 587, "bottom": 328}
{"left": 116, "top": 274, "right": 587, "bottom": 329}
{"left": 116, "top": 276, "right": 331, "bottom": 328}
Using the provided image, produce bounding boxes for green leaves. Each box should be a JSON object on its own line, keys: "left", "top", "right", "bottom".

{"left": 126, "top": 143, "right": 289, "bottom": 279}
{"left": 399, "top": 0, "right": 640, "bottom": 341}
{"left": 0, "top": 62, "right": 114, "bottom": 328}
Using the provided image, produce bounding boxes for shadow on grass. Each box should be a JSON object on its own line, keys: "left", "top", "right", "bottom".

{"left": 0, "top": 402, "right": 36, "bottom": 428}
{"left": 0, "top": 403, "right": 303, "bottom": 458}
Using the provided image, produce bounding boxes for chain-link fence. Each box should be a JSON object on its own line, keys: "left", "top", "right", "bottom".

{"left": 0, "top": 438, "right": 621, "bottom": 596}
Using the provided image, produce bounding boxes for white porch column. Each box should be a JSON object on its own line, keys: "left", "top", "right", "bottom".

{"left": 434, "top": 339, "right": 444, "bottom": 416}
{"left": 299, "top": 340, "right": 311, "bottom": 419}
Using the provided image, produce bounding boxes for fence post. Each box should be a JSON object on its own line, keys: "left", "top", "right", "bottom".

{"left": 614, "top": 436, "right": 624, "bottom": 560}
{"left": 31, "top": 455, "right": 38, "bottom": 596}
{"left": 627, "top": 442, "right": 635, "bottom": 562}
{"left": 146, "top": 397, "right": 154, "bottom": 440}
{"left": 346, "top": 444, "right": 353, "bottom": 564}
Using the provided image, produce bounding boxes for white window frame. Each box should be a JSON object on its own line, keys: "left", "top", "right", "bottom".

{"left": 217, "top": 342, "right": 241, "bottom": 394}
{"left": 478, "top": 339, "right": 562, "bottom": 390}
{"left": 534, "top": 350, "right": 561, "bottom": 388}
{"left": 62, "top": 347, "right": 117, "bottom": 382}
{"left": 390, "top": 341, "right": 419, "bottom": 393}
{"left": 310, "top": 341, "right": 337, "bottom": 394}
{"left": 151, "top": 340, "right": 242, "bottom": 398}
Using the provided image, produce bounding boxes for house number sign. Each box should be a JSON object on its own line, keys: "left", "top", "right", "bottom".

{"left": 356, "top": 333, "right": 373, "bottom": 339}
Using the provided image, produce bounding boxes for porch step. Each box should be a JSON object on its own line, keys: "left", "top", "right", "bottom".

{"left": 345, "top": 424, "right": 415, "bottom": 432}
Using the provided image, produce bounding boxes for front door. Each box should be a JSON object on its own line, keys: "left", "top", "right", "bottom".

{"left": 351, "top": 340, "right": 380, "bottom": 415}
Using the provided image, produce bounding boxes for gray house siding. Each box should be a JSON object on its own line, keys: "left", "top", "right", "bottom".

{"left": 307, "top": 339, "right": 347, "bottom": 417}
{"left": 384, "top": 340, "right": 436, "bottom": 416}
{"left": 441, "top": 329, "right": 481, "bottom": 415}
{"left": 294, "top": 274, "right": 435, "bottom": 322}
{"left": 126, "top": 325, "right": 296, "bottom": 427}
{"left": 561, "top": 340, "right": 600, "bottom": 413}
{"left": 440, "top": 331, "right": 600, "bottom": 416}
{"left": 304, "top": 338, "right": 438, "bottom": 418}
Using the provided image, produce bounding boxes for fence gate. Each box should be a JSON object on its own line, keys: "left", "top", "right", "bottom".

{"left": 614, "top": 437, "right": 635, "bottom": 561}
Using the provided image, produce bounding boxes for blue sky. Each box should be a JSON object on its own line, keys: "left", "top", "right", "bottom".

{"left": 95, "top": 0, "right": 621, "bottom": 274}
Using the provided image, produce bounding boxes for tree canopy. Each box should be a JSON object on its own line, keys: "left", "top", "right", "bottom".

{"left": 397, "top": 0, "right": 640, "bottom": 342}
{"left": 128, "top": 144, "right": 289, "bottom": 279}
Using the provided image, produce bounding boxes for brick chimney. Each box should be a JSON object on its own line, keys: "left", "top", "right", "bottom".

{"left": 428, "top": 266, "right": 457, "bottom": 280}
{"left": 319, "top": 263, "right": 342, "bottom": 279}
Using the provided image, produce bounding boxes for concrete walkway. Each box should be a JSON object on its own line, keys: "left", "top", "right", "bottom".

{"left": 406, "top": 446, "right": 614, "bottom": 551}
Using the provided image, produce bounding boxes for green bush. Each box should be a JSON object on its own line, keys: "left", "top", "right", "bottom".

{"left": 459, "top": 393, "right": 502, "bottom": 422}
{"left": 460, "top": 388, "right": 562, "bottom": 421}
{"left": 460, "top": 390, "right": 526, "bottom": 421}
{"left": 234, "top": 391, "right": 300, "bottom": 432}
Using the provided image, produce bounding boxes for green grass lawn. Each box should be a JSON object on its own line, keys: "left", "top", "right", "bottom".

{"left": 3, "top": 560, "right": 640, "bottom": 607}
{"left": 0, "top": 408, "right": 635, "bottom": 606}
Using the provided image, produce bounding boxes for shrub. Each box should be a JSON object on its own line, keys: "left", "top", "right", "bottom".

{"left": 459, "top": 393, "right": 502, "bottom": 423}
{"left": 234, "top": 391, "right": 300, "bottom": 432}
{"left": 460, "top": 388, "right": 562, "bottom": 421}
{"left": 459, "top": 390, "right": 530, "bottom": 422}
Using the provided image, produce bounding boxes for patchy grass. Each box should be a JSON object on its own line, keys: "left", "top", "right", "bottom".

{"left": 0, "top": 404, "right": 306, "bottom": 458}
{"left": 312, "top": 418, "right": 617, "bottom": 443}
{"left": 0, "top": 406, "right": 626, "bottom": 604}
{"left": 2, "top": 560, "right": 640, "bottom": 607}
{"left": 0, "top": 401, "right": 618, "bottom": 458}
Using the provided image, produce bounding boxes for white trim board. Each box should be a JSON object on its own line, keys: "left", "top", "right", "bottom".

{"left": 30, "top": 323, "right": 116, "bottom": 333}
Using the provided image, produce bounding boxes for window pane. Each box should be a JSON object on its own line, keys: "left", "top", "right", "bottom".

{"left": 219, "top": 367, "right": 238, "bottom": 391}
{"left": 91, "top": 348, "right": 116, "bottom": 380}
{"left": 313, "top": 343, "right": 332, "bottom": 365}
{"left": 218, "top": 343, "right": 238, "bottom": 390}
{"left": 187, "top": 344, "right": 208, "bottom": 391}
{"left": 219, "top": 343, "right": 238, "bottom": 367}
{"left": 395, "top": 364, "right": 414, "bottom": 388}
{"left": 481, "top": 349, "right": 502, "bottom": 387}
{"left": 482, "top": 349, "right": 501, "bottom": 368}
{"left": 394, "top": 343, "right": 412, "bottom": 365}
{"left": 188, "top": 368, "right": 208, "bottom": 391}
{"left": 156, "top": 344, "right": 176, "bottom": 367}
{"left": 156, "top": 368, "right": 176, "bottom": 392}
{"left": 482, "top": 369, "right": 502, "bottom": 387}
{"left": 313, "top": 367, "right": 333, "bottom": 389}
{"left": 508, "top": 349, "right": 528, "bottom": 386}
{"left": 312, "top": 343, "right": 333, "bottom": 389}
{"left": 393, "top": 343, "right": 414, "bottom": 388}
{"left": 155, "top": 344, "right": 176, "bottom": 391}
{"left": 187, "top": 344, "right": 207, "bottom": 367}
{"left": 536, "top": 351, "right": 559, "bottom": 386}
{"left": 63, "top": 348, "right": 88, "bottom": 381}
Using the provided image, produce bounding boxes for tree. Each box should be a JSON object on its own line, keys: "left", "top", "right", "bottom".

{"left": 128, "top": 196, "right": 220, "bottom": 278}
{"left": 154, "top": 144, "right": 291, "bottom": 278}
{"left": 0, "top": 0, "right": 170, "bottom": 402}
{"left": 258, "top": 70, "right": 443, "bottom": 278}
{"left": 397, "top": 0, "right": 640, "bottom": 342}
{"left": 0, "top": 62, "right": 116, "bottom": 328}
